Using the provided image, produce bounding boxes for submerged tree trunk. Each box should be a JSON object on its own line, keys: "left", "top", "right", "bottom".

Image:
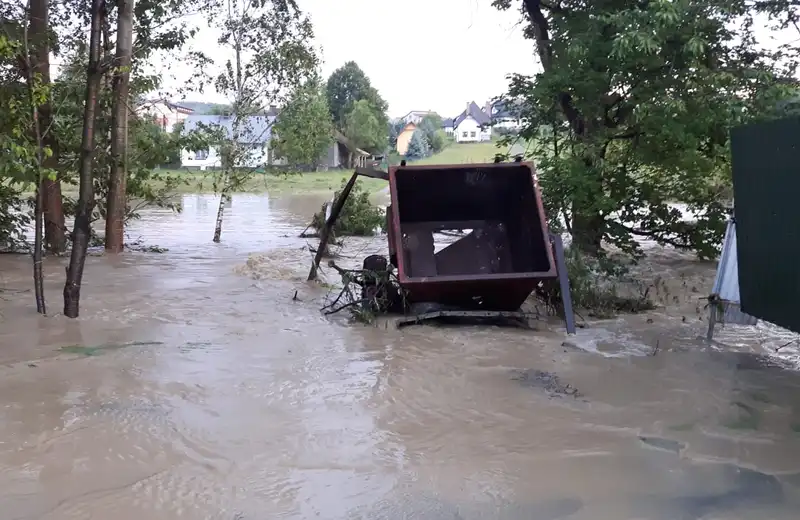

{"left": 522, "top": 0, "right": 606, "bottom": 255}
{"left": 32, "top": 184, "right": 46, "bottom": 314}
{"left": 105, "top": 0, "right": 135, "bottom": 253}
{"left": 29, "top": 0, "right": 66, "bottom": 254}
{"left": 64, "top": 0, "right": 104, "bottom": 318}
{"left": 213, "top": 189, "right": 229, "bottom": 243}
{"left": 24, "top": 0, "right": 46, "bottom": 313}
{"left": 571, "top": 206, "right": 604, "bottom": 255}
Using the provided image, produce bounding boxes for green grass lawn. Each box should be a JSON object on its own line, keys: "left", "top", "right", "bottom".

{"left": 142, "top": 141, "right": 518, "bottom": 194}
{"left": 411, "top": 141, "right": 507, "bottom": 165}
{"left": 14, "top": 141, "right": 533, "bottom": 198}
{"left": 143, "top": 169, "right": 387, "bottom": 195}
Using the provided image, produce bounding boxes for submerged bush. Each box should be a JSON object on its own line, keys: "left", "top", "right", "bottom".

{"left": 311, "top": 179, "right": 384, "bottom": 237}
{"left": 538, "top": 247, "right": 656, "bottom": 319}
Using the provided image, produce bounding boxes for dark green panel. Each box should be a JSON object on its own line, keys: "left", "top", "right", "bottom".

{"left": 731, "top": 116, "right": 800, "bottom": 334}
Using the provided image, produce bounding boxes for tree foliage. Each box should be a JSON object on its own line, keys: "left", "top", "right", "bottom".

{"left": 51, "top": 50, "right": 187, "bottom": 231}
{"left": 494, "top": 0, "right": 800, "bottom": 259}
{"left": 343, "top": 99, "right": 387, "bottom": 154}
{"left": 418, "top": 114, "right": 446, "bottom": 153}
{"left": 0, "top": 33, "right": 38, "bottom": 251}
{"left": 388, "top": 119, "right": 405, "bottom": 150}
{"left": 405, "top": 129, "right": 430, "bottom": 160}
{"left": 311, "top": 179, "right": 384, "bottom": 236}
{"left": 272, "top": 77, "right": 333, "bottom": 169}
{"left": 325, "top": 61, "right": 387, "bottom": 129}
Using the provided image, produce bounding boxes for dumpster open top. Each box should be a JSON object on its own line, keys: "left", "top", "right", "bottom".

{"left": 387, "top": 162, "right": 557, "bottom": 311}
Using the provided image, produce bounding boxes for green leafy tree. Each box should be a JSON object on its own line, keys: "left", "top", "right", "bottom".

{"left": 388, "top": 119, "right": 405, "bottom": 150}
{"left": 494, "top": 0, "right": 799, "bottom": 259}
{"left": 405, "top": 129, "right": 430, "bottom": 160}
{"left": 272, "top": 78, "right": 333, "bottom": 169}
{"left": 51, "top": 49, "right": 187, "bottom": 227}
{"left": 326, "top": 61, "right": 388, "bottom": 129}
{"left": 418, "top": 114, "right": 446, "bottom": 153}
{"left": 343, "top": 99, "right": 387, "bottom": 154}
{"left": 0, "top": 34, "right": 32, "bottom": 251}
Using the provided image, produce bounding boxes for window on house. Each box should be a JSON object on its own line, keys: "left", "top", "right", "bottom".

{"left": 194, "top": 149, "right": 209, "bottom": 160}
{"left": 462, "top": 131, "right": 468, "bottom": 138}
{"left": 470, "top": 131, "right": 476, "bottom": 138}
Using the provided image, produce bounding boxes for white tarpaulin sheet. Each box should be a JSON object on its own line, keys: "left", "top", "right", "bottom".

{"left": 710, "top": 219, "right": 758, "bottom": 327}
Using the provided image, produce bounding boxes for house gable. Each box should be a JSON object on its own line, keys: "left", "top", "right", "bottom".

{"left": 452, "top": 101, "right": 491, "bottom": 129}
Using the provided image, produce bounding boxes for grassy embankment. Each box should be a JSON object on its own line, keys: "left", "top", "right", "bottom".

{"left": 145, "top": 141, "right": 512, "bottom": 194}
{"left": 14, "top": 141, "right": 517, "bottom": 197}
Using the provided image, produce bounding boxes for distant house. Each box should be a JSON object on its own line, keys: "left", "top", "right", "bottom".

{"left": 180, "top": 112, "right": 282, "bottom": 170}
{"left": 452, "top": 101, "right": 492, "bottom": 143}
{"left": 399, "top": 110, "right": 435, "bottom": 125}
{"left": 395, "top": 122, "right": 417, "bottom": 155}
{"left": 487, "top": 99, "right": 524, "bottom": 131}
{"left": 324, "top": 130, "right": 371, "bottom": 169}
{"left": 179, "top": 106, "right": 373, "bottom": 171}
{"left": 136, "top": 99, "right": 194, "bottom": 133}
{"left": 441, "top": 118, "right": 455, "bottom": 136}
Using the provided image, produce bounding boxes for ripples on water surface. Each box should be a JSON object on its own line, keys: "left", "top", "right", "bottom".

{"left": 1, "top": 193, "right": 800, "bottom": 519}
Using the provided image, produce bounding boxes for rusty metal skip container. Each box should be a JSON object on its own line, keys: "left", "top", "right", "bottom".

{"left": 386, "top": 161, "right": 557, "bottom": 311}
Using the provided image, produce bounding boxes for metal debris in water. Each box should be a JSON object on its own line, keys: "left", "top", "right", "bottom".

{"left": 510, "top": 369, "right": 581, "bottom": 398}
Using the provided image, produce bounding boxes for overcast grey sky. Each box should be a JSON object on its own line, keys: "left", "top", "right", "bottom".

{"left": 154, "top": 0, "right": 537, "bottom": 118}
{"left": 149, "top": 1, "right": 796, "bottom": 118}
{"left": 297, "top": 0, "right": 538, "bottom": 118}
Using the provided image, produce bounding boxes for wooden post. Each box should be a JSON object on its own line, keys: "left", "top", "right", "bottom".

{"left": 307, "top": 171, "right": 359, "bottom": 281}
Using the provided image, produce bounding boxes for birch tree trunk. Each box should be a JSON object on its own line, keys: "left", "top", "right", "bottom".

{"left": 212, "top": 26, "right": 243, "bottom": 244}
{"left": 63, "top": 0, "right": 104, "bottom": 318}
{"left": 105, "top": 0, "right": 135, "bottom": 253}
{"left": 213, "top": 190, "right": 228, "bottom": 243}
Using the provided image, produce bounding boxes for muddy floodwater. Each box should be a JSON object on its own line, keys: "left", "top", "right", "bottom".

{"left": 3, "top": 192, "right": 800, "bottom": 519}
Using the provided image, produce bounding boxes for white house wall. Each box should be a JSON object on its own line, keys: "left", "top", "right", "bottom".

{"left": 181, "top": 147, "right": 221, "bottom": 169}
{"left": 181, "top": 143, "right": 283, "bottom": 169}
{"left": 455, "top": 117, "right": 491, "bottom": 143}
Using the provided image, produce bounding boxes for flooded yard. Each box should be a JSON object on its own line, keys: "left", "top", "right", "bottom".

{"left": 2, "top": 193, "right": 800, "bottom": 519}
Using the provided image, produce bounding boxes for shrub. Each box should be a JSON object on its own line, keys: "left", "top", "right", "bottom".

{"left": 311, "top": 179, "right": 384, "bottom": 236}
{"left": 538, "top": 247, "right": 656, "bottom": 319}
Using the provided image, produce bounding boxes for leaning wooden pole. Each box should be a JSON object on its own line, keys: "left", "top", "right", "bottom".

{"left": 307, "top": 171, "right": 359, "bottom": 281}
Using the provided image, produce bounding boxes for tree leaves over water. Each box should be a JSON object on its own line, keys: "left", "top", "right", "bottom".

{"left": 494, "top": 0, "right": 800, "bottom": 259}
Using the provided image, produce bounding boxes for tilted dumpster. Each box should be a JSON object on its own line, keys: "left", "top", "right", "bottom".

{"left": 386, "top": 162, "right": 557, "bottom": 311}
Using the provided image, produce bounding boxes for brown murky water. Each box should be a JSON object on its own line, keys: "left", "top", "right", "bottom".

{"left": 2, "top": 192, "right": 800, "bottom": 519}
